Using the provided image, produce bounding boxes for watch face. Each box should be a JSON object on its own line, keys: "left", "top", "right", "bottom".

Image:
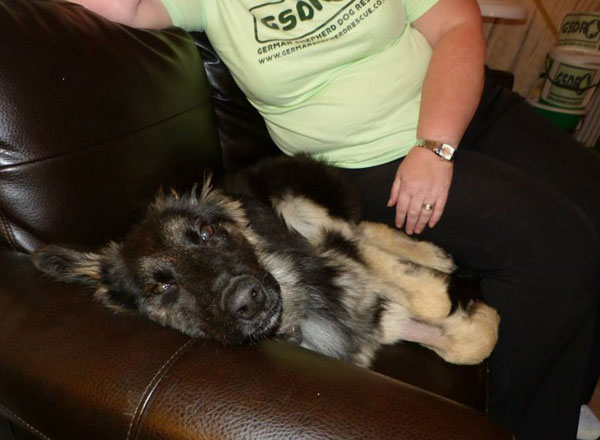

{"left": 422, "top": 141, "right": 455, "bottom": 161}
{"left": 438, "top": 144, "right": 455, "bottom": 160}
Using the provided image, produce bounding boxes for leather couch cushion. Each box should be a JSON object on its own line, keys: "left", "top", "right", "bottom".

{"left": 0, "top": 0, "right": 222, "bottom": 252}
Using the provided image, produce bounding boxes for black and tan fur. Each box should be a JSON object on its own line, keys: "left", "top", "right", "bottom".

{"left": 31, "top": 155, "right": 499, "bottom": 367}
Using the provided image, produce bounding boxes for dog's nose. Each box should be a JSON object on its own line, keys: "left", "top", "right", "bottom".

{"left": 223, "top": 276, "right": 265, "bottom": 320}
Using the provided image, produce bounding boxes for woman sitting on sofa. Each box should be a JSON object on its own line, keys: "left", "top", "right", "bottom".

{"left": 66, "top": 0, "right": 600, "bottom": 439}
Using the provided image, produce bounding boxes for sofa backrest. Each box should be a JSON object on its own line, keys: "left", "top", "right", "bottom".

{"left": 191, "top": 32, "right": 282, "bottom": 173}
{"left": 0, "top": 0, "right": 222, "bottom": 253}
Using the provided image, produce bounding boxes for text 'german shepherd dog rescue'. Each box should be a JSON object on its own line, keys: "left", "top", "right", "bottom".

{"left": 32, "top": 155, "right": 499, "bottom": 367}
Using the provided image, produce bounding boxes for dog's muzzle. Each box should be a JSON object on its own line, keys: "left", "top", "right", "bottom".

{"left": 221, "top": 275, "right": 267, "bottom": 321}
{"left": 219, "top": 273, "right": 283, "bottom": 342}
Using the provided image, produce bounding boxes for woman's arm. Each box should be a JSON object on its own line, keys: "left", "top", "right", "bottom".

{"left": 413, "top": 0, "right": 485, "bottom": 147}
{"left": 388, "top": 0, "right": 485, "bottom": 235}
{"left": 68, "top": 0, "right": 172, "bottom": 28}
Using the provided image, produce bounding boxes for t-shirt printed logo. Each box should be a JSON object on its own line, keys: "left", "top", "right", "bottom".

{"left": 251, "top": 0, "right": 355, "bottom": 43}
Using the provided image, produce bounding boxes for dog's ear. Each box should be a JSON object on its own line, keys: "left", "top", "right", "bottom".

{"left": 32, "top": 244, "right": 140, "bottom": 312}
{"left": 31, "top": 245, "right": 104, "bottom": 287}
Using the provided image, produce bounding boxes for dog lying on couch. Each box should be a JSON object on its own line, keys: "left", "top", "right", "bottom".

{"left": 31, "top": 155, "right": 499, "bottom": 367}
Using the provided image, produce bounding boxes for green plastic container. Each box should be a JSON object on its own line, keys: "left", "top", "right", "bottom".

{"left": 529, "top": 99, "right": 586, "bottom": 132}
{"left": 539, "top": 47, "right": 600, "bottom": 110}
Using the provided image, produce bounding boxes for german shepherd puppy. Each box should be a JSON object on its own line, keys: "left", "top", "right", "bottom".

{"left": 31, "top": 155, "right": 499, "bottom": 367}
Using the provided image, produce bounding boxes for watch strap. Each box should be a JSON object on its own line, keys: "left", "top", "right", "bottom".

{"left": 416, "top": 140, "right": 456, "bottom": 162}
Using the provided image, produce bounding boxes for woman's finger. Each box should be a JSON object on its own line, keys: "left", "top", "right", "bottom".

{"left": 428, "top": 192, "right": 448, "bottom": 228}
{"left": 414, "top": 201, "right": 434, "bottom": 234}
{"left": 395, "top": 191, "right": 411, "bottom": 228}
{"left": 404, "top": 196, "right": 425, "bottom": 235}
{"left": 388, "top": 177, "right": 401, "bottom": 207}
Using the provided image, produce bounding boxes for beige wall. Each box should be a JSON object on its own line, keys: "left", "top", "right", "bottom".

{"left": 483, "top": 0, "right": 600, "bottom": 97}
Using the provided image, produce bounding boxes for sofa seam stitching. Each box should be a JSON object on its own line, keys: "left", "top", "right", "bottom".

{"left": 126, "top": 338, "right": 197, "bottom": 440}
{"left": 0, "top": 403, "right": 52, "bottom": 440}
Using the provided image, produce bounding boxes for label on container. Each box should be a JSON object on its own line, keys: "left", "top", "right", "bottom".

{"left": 558, "top": 12, "right": 600, "bottom": 53}
{"left": 539, "top": 48, "right": 600, "bottom": 109}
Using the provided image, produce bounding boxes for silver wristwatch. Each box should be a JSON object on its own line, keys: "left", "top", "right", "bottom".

{"left": 417, "top": 140, "right": 456, "bottom": 162}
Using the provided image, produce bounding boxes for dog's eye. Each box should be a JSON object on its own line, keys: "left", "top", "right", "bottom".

{"left": 199, "top": 225, "right": 214, "bottom": 241}
{"left": 153, "top": 282, "right": 175, "bottom": 295}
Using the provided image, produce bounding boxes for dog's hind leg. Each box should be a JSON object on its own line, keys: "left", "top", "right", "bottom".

{"left": 381, "top": 301, "right": 500, "bottom": 365}
{"left": 360, "top": 222, "right": 456, "bottom": 274}
{"left": 362, "top": 243, "right": 452, "bottom": 321}
{"left": 432, "top": 301, "right": 500, "bottom": 364}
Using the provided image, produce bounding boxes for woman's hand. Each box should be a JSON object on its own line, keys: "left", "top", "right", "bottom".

{"left": 387, "top": 146, "right": 453, "bottom": 235}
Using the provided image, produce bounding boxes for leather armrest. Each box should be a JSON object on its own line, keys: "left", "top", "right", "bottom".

{"left": 0, "top": 250, "right": 509, "bottom": 440}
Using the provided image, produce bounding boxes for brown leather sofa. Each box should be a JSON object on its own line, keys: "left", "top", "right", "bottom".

{"left": 0, "top": 1, "right": 511, "bottom": 438}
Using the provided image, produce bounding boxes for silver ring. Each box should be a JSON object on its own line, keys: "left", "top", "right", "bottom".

{"left": 422, "top": 203, "right": 434, "bottom": 211}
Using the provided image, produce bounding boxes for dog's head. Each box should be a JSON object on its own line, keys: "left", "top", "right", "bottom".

{"left": 31, "top": 182, "right": 283, "bottom": 345}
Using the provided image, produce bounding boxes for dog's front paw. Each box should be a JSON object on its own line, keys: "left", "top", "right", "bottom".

{"left": 413, "top": 241, "right": 457, "bottom": 274}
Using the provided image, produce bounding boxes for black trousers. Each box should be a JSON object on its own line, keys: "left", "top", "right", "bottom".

{"left": 340, "top": 84, "right": 600, "bottom": 440}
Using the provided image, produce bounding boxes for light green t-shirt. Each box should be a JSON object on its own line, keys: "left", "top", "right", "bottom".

{"left": 161, "top": 0, "right": 438, "bottom": 168}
